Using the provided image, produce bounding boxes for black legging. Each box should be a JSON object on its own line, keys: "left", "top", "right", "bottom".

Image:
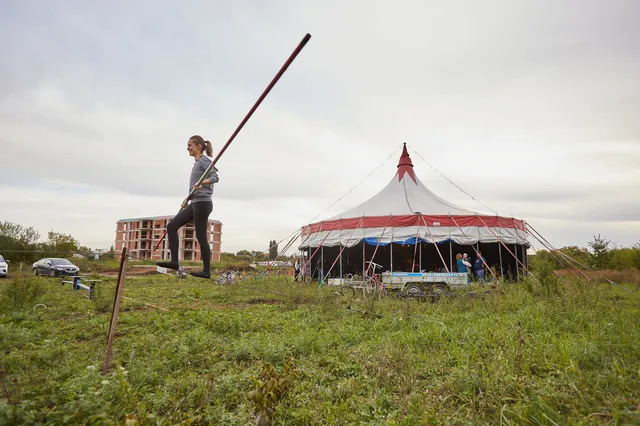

{"left": 166, "top": 201, "right": 213, "bottom": 272}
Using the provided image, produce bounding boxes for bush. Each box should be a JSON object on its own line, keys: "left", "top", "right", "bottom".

{"left": 0, "top": 276, "right": 46, "bottom": 310}
{"left": 530, "top": 257, "right": 561, "bottom": 296}
{"left": 92, "top": 281, "right": 115, "bottom": 313}
{"left": 72, "top": 257, "right": 89, "bottom": 272}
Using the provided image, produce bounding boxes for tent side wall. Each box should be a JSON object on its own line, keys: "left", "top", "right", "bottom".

{"left": 301, "top": 240, "right": 528, "bottom": 283}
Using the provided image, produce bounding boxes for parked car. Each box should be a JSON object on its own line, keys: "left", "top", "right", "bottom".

{"left": 32, "top": 258, "right": 80, "bottom": 277}
{"left": 0, "top": 255, "right": 7, "bottom": 278}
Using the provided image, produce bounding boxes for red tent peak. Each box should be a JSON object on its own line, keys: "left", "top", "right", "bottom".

{"left": 396, "top": 143, "right": 417, "bottom": 183}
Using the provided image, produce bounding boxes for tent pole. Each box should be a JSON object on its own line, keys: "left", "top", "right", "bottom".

{"left": 320, "top": 245, "right": 324, "bottom": 284}
{"left": 419, "top": 214, "right": 450, "bottom": 273}
{"left": 497, "top": 216, "right": 504, "bottom": 278}
{"left": 390, "top": 224, "right": 394, "bottom": 274}
{"left": 321, "top": 218, "right": 362, "bottom": 285}
{"left": 362, "top": 242, "right": 365, "bottom": 278}
{"left": 300, "top": 222, "right": 331, "bottom": 280}
{"left": 419, "top": 242, "right": 422, "bottom": 272}
{"left": 449, "top": 240, "right": 453, "bottom": 272}
{"left": 449, "top": 227, "right": 453, "bottom": 272}
{"left": 514, "top": 243, "right": 519, "bottom": 281}
{"left": 339, "top": 244, "right": 343, "bottom": 280}
{"left": 474, "top": 215, "right": 530, "bottom": 278}
{"left": 411, "top": 227, "right": 420, "bottom": 272}
{"left": 522, "top": 220, "right": 529, "bottom": 276}
{"left": 364, "top": 215, "right": 391, "bottom": 277}
{"left": 499, "top": 241, "right": 504, "bottom": 277}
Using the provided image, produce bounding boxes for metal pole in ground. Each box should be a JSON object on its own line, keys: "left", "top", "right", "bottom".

{"left": 514, "top": 243, "right": 520, "bottom": 281}
{"left": 339, "top": 244, "right": 343, "bottom": 280}
{"left": 390, "top": 223, "right": 394, "bottom": 273}
{"left": 362, "top": 242, "right": 365, "bottom": 278}
{"left": 103, "top": 247, "right": 128, "bottom": 375}
{"left": 499, "top": 242, "right": 504, "bottom": 277}
{"left": 498, "top": 220, "right": 504, "bottom": 277}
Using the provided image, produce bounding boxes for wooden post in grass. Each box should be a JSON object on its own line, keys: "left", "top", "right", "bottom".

{"left": 103, "top": 247, "right": 128, "bottom": 375}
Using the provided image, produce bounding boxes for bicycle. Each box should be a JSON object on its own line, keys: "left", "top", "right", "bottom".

{"left": 216, "top": 270, "right": 236, "bottom": 284}
{"left": 362, "top": 261, "right": 387, "bottom": 299}
{"left": 330, "top": 273, "right": 357, "bottom": 298}
{"left": 236, "top": 270, "right": 248, "bottom": 283}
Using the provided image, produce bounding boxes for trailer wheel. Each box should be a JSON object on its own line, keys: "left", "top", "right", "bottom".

{"left": 431, "top": 284, "right": 448, "bottom": 302}
{"left": 404, "top": 283, "right": 423, "bottom": 296}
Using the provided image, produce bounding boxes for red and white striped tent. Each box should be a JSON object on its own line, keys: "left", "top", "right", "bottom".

{"left": 299, "top": 144, "right": 529, "bottom": 277}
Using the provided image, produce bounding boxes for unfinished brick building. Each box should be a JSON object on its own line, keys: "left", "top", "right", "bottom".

{"left": 115, "top": 216, "right": 221, "bottom": 262}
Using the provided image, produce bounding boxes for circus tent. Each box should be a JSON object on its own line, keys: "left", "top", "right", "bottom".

{"left": 299, "top": 144, "right": 529, "bottom": 278}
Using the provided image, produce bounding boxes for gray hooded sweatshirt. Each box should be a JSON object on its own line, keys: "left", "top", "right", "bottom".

{"left": 190, "top": 156, "right": 219, "bottom": 203}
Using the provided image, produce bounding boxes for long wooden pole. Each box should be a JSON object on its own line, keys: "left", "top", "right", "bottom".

{"left": 103, "top": 247, "right": 128, "bottom": 375}
{"left": 155, "top": 33, "right": 312, "bottom": 251}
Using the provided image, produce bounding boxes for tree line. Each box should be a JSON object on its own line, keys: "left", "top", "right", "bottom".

{"left": 7, "top": 221, "right": 633, "bottom": 271}
{"left": 221, "top": 240, "right": 293, "bottom": 263}
{"left": 0, "top": 221, "right": 289, "bottom": 264}
{"left": 531, "top": 234, "right": 640, "bottom": 271}
{"left": 0, "top": 221, "right": 110, "bottom": 263}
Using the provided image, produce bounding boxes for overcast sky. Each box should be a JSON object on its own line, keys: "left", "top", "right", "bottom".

{"left": 1, "top": 0, "right": 639, "bottom": 255}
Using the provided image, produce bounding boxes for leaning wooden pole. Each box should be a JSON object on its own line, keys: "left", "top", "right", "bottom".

{"left": 103, "top": 247, "right": 128, "bottom": 375}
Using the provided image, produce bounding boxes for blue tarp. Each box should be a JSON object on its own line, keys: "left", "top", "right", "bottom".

{"left": 362, "top": 237, "right": 453, "bottom": 246}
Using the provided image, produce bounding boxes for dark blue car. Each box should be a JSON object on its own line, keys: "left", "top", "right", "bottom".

{"left": 32, "top": 258, "right": 80, "bottom": 277}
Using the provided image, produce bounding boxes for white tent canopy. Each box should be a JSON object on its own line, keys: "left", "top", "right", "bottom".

{"left": 300, "top": 144, "right": 528, "bottom": 248}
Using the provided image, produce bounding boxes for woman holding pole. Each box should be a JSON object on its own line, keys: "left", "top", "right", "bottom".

{"left": 157, "top": 135, "right": 219, "bottom": 279}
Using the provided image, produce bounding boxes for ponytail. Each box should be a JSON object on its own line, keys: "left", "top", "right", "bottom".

{"left": 188, "top": 135, "right": 213, "bottom": 157}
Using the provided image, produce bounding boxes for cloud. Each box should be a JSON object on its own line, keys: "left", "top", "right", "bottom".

{"left": 1, "top": 0, "right": 639, "bottom": 253}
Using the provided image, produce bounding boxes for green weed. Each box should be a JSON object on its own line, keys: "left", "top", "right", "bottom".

{"left": 0, "top": 276, "right": 638, "bottom": 424}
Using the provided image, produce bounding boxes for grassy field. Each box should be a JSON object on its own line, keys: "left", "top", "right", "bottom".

{"left": 0, "top": 274, "right": 638, "bottom": 425}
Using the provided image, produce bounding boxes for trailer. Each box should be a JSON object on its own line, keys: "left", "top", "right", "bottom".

{"left": 381, "top": 271, "right": 470, "bottom": 296}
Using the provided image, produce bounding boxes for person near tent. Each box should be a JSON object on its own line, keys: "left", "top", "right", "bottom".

{"left": 293, "top": 258, "right": 301, "bottom": 282}
{"left": 405, "top": 258, "right": 413, "bottom": 272}
{"left": 463, "top": 253, "right": 473, "bottom": 282}
{"left": 157, "top": 135, "right": 219, "bottom": 279}
{"left": 302, "top": 258, "right": 310, "bottom": 282}
{"left": 456, "top": 253, "right": 472, "bottom": 283}
{"left": 474, "top": 251, "right": 487, "bottom": 285}
{"left": 316, "top": 257, "right": 324, "bottom": 284}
